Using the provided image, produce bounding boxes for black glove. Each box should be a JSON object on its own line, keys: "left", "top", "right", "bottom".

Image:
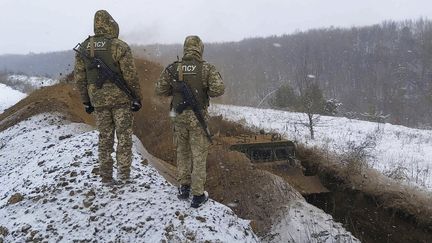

{"left": 131, "top": 100, "right": 142, "bottom": 112}
{"left": 83, "top": 102, "right": 94, "bottom": 114}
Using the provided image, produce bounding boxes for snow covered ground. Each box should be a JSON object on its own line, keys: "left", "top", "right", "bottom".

{"left": 0, "top": 113, "right": 258, "bottom": 242}
{"left": 267, "top": 200, "right": 359, "bottom": 243}
{"left": 7, "top": 74, "right": 58, "bottom": 90}
{"left": 0, "top": 74, "right": 54, "bottom": 114}
{"left": 0, "top": 83, "right": 26, "bottom": 113}
{"left": 210, "top": 104, "right": 432, "bottom": 191}
{"left": 0, "top": 113, "right": 359, "bottom": 242}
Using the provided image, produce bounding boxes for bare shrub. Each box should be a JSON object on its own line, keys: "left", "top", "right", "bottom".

{"left": 410, "top": 162, "right": 431, "bottom": 187}
{"left": 384, "top": 164, "right": 409, "bottom": 182}
{"left": 340, "top": 131, "right": 379, "bottom": 176}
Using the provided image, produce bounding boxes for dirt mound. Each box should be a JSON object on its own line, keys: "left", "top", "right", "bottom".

{"left": 0, "top": 83, "right": 94, "bottom": 131}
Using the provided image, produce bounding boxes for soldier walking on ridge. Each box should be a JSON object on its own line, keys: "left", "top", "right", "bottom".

{"left": 155, "top": 36, "right": 225, "bottom": 208}
{"left": 74, "top": 10, "right": 142, "bottom": 184}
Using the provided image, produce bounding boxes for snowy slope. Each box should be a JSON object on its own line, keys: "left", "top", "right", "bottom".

{"left": 0, "top": 113, "right": 258, "bottom": 242}
{"left": 0, "top": 83, "right": 26, "bottom": 113}
{"left": 210, "top": 104, "right": 432, "bottom": 191}
{"left": 266, "top": 200, "right": 359, "bottom": 243}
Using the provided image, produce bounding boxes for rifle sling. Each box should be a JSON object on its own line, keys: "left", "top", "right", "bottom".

{"left": 89, "top": 37, "right": 95, "bottom": 58}
{"left": 178, "top": 61, "right": 183, "bottom": 81}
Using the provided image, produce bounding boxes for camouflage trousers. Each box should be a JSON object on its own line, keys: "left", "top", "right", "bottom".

{"left": 94, "top": 104, "right": 133, "bottom": 179}
{"left": 173, "top": 110, "right": 210, "bottom": 196}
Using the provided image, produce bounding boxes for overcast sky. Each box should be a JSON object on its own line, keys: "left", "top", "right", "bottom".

{"left": 0, "top": 0, "right": 431, "bottom": 55}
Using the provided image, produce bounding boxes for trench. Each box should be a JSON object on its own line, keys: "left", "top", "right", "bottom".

{"left": 302, "top": 166, "right": 432, "bottom": 243}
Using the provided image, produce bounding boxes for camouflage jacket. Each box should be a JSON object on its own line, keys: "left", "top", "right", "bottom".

{"left": 74, "top": 10, "right": 141, "bottom": 108}
{"left": 155, "top": 36, "right": 224, "bottom": 110}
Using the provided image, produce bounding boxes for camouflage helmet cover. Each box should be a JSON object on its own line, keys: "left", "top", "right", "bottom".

{"left": 94, "top": 10, "right": 119, "bottom": 38}
{"left": 183, "top": 35, "right": 204, "bottom": 60}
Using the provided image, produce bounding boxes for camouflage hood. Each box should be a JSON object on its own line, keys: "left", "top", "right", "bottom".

{"left": 183, "top": 36, "right": 204, "bottom": 61}
{"left": 94, "top": 10, "right": 119, "bottom": 38}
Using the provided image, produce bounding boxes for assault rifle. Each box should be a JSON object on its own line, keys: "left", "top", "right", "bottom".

{"left": 166, "top": 65, "right": 213, "bottom": 144}
{"left": 73, "top": 43, "right": 139, "bottom": 102}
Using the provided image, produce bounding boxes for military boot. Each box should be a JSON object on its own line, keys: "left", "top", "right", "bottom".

{"left": 191, "top": 191, "right": 208, "bottom": 208}
{"left": 99, "top": 168, "right": 113, "bottom": 184}
{"left": 177, "top": 185, "right": 191, "bottom": 200}
{"left": 118, "top": 170, "right": 130, "bottom": 180}
{"left": 117, "top": 172, "right": 132, "bottom": 185}
{"left": 101, "top": 176, "right": 115, "bottom": 185}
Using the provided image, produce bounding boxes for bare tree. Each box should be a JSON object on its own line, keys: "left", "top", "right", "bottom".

{"left": 298, "top": 81, "right": 324, "bottom": 139}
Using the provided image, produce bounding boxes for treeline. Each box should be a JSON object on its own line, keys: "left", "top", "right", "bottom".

{"left": 136, "top": 19, "right": 432, "bottom": 127}
{"left": 0, "top": 51, "right": 74, "bottom": 78}
{"left": 2, "top": 19, "right": 432, "bottom": 127}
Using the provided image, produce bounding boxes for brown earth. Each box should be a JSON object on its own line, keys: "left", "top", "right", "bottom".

{"left": 1, "top": 58, "right": 432, "bottom": 241}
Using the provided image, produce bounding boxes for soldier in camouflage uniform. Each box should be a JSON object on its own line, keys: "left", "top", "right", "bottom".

{"left": 155, "top": 36, "right": 224, "bottom": 208}
{"left": 74, "top": 10, "right": 142, "bottom": 183}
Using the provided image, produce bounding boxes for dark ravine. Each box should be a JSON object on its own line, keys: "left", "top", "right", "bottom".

{"left": 305, "top": 191, "right": 431, "bottom": 243}
{"left": 301, "top": 164, "right": 432, "bottom": 243}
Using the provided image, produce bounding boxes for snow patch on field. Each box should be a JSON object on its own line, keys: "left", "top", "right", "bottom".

{"left": 0, "top": 83, "right": 26, "bottom": 113}
{"left": 0, "top": 113, "right": 258, "bottom": 242}
{"left": 210, "top": 104, "right": 432, "bottom": 191}
{"left": 8, "top": 74, "right": 58, "bottom": 90}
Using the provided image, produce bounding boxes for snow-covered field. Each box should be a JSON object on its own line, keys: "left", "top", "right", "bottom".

{"left": 0, "top": 74, "right": 57, "bottom": 114}
{"left": 210, "top": 104, "right": 432, "bottom": 191}
{"left": 0, "top": 113, "right": 359, "bottom": 242}
{"left": 7, "top": 74, "right": 58, "bottom": 90}
{"left": 0, "top": 83, "right": 26, "bottom": 113}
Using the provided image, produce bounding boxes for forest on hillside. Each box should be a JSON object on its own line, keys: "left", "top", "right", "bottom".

{"left": 136, "top": 19, "right": 432, "bottom": 127}
{"left": 0, "top": 51, "right": 73, "bottom": 78}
